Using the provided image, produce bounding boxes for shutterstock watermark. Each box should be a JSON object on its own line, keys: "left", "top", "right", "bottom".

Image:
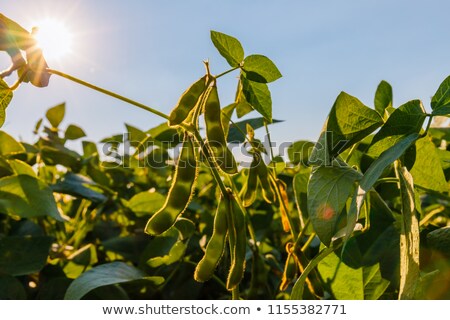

{"left": 99, "top": 131, "right": 349, "bottom": 169}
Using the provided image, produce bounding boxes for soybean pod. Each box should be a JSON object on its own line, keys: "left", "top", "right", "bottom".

{"left": 169, "top": 76, "right": 207, "bottom": 126}
{"left": 226, "top": 193, "right": 247, "bottom": 290}
{"left": 254, "top": 153, "right": 276, "bottom": 203}
{"left": 241, "top": 161, "right": 258, "bottom": 207}
{"left": 194, "top": 196, "right": 228, "bottom": 282}
{"left": 204, "top": 83, "right": 238, "bottom": 175}
{"left": 145, "top": 133, "right": 198, "bottom": 235}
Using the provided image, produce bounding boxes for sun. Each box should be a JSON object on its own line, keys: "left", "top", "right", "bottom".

{"left": 33, "top": 19, "right": 73, "bottom": 61}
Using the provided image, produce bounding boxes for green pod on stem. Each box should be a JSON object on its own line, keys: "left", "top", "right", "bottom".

{"left": 226, "top": 191, "right": 247, "bottom": 290}
{"left": 168, "top": 76, "right": 207, "bottom": 126}
{"left": 145, "top": 133, "right": 198, "bottom": 235}
{"left": 204, "top": 84, "right": 238, "bottom": 175}
{"left": 194, "top": 196, "right": 229, "bottom": 282}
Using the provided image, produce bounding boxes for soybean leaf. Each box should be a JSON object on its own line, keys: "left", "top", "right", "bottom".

{"left": 65, "top": 124, "right": 86, "bottom": 140}
{"left": 293, "top": 168, "right": 314, "bottom": 234}
{"left": 147, "top": 241, "right": 187, "bottom": 268}
{"left": 0, "top": 78, "right": 13, "bottom": 128}
{"left": 210, "top": 31, "right": 244, "bottom": 67}
{"left": 368, "top": 100, "right": 426, "bottom": 157}
{"left": 431, "top": 75, "right": 450, "bottom": 115}
{"left": 0, "top": 131, "right": 25, "bottom": 156}
{"left": 45, "top": 103, "right": 65, "bottom": 128}
{"left": 236, "top": 100, "right": 254, "bottom": 118}
{"left": 0, "top": 236, "right": 53, "bottom": 276}
{"left": 374, "top": 80, "right": 393, "bottom": 119}
{"left": 0, "top": 274, "right": 26, "bottom": 299}
{"left": 227, "top": 117, "right": 283, "bottom": 143}
{"left": 243, "top": 54, "right": 282, "bottom": 83}
{"left": 41, "top": 146, "right": 80, "bottom": 169}
{"left": 127, "top": 190, "right": 166, "bottom": 217}
{"left": 0, "top": 174, "right": 64, "bottom": 221}
{"left": 345, "top": 133, "right": 419, "bottom": 243}
{"left": 410, "top": 136, "right": 447, "bottom": 193}
{"left": 51, "top": 172, "right": 107, "bottom": 203}
{"left": 398, "top": 166, "right": 420, "bottom": 300}
{"left": 318, "top": 243, "right": 389, "bottom": 299}
{"left": 146, "top": 122, "right": 181, "bottom": 148}
{"left": 241, "top": 77, "right": 272, "bottom": 123}
{"left": 64, "top": 262, "right": 164, "bottom": 300}
{"left": 308, "top": 162, "right": 362, "bottom": 246}
{"left": 125, "top": 123, "right": 148, "bottom": 148}
{"left": 8, "top": 159, "right": 36, "bottom": 177}
{"left": 288, "top": 141, "right": 315, "bottom": 165}
{"left": 327, "top": 92, "right": 383, "bottom": 156}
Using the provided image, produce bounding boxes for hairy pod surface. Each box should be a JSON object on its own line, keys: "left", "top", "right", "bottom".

{"left": 145, "top": 133, "right": 198, "bottom": 235}
{"left": 169, "top": 76, "right": 207, "bottom": 126}
{"left": 194, "top": 196, "right": 229, "bottom": 282}
{"left": 204, "top": 84, "right": 238, "bottom": 175}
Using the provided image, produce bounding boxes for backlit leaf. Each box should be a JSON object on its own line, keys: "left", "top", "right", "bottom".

{"left": 210, "top": 31, "right": 244, "bottom": 67}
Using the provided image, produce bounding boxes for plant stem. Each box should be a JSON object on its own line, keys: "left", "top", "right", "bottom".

{"left": 215, "top": 66, "right": 239, "bottom": 79}
{"left": 46, "top": 68, "right": 169, "bottom": 120}
{"left": 421, "top": 114, "right": 434, "bottom": 137}
{"left": 264, "top": 120, "right": 275, "bottom": 162}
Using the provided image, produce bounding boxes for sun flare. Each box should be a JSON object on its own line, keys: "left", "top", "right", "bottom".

{"left": 33, "top": 19, "right": 73, "bottom": 61}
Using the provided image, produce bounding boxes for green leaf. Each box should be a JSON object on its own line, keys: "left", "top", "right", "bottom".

{"left": 0, "top": 174, "right": 64, "bottom": 221}
{"left": 431, "top": 75, "right": 450, "bottom": 115}
{"left": 41, "top": 146, "right": 80, "bottom": 169}
{"left": 288, "top": 141, "right": 315, "bottom": 165}
{"left": 125, "top": 123, "right": 148, "bottom": 148}
{"left": 368, "top": 100, "right": 426, "bottom": 157}
{"left": 241, "top": 77, "right": 272, "bottom": 122}
{"left": 318, "top": 243, "right": 389, "bottom": 299}
{"left": 146, "top": 122, "right": 181, "bottom": 148}
{"left": 397, "top": 166, "right": 420, "bottom": 300}
{"left": 64, "top": 262, "right": 164, "bottom": 299}
{"left": 0, "top": 78, "right": 13, "bottom": 128}
{"left": 345, "top": 133, "right": 419, "bottom": 243}
{"left": 327, "top": 92, "right": 383, "bottom": 156}
{"left": 308, "top": 162, "right": 362, "bottom": 246}
{"left": 147, "top": 241, "right": 187, "bottom": 268}
{"left": 65, "top": 124, "right": 86, "bottom": 140}
{"left": 45, "top": 103, "right": 65, "bottom": 128}
{"left": 0, "top": 131, "right": 25, "bottom": 156}
{"left": 410, "top": 136, "right": 447, "bottom": 192}
{"left": 128, "top": 190, "right": 166, "bottom": 217}
{"left": 243, "top": 54, "right": 282, "bottom": 83}
{"left": 0, "top": 274, "right": 26, "bottom": 299}
{"left": 374, "top": 80, "right": 393, "bottom": 119}
{"left": 8, "top": 159, "right": 36, "bottom": 177}
{"left": 227, "top": 117, "right": 283, "bottom": 143}
{"left": 0, "top": 236, "right": 53, "bottom": 276}
{"left": 293, "top": 168, "right": 314, "bottom": 234}
{"left": 210, "top": 31, "right": 244, "bottom": 67}
{"left": 236, "top": 100, "right": 254, "bottom": 118}
{"left": 51, "top": 172, "right": 107, "bottom": 203}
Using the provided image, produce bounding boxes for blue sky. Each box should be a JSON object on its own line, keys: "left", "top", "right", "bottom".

{"left": 2, "top": 0, "right": 450, "bottom": 148}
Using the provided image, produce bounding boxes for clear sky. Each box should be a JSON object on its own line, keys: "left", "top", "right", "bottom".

{"left": 2, "top": 0, "right": 450, "bottom": 148}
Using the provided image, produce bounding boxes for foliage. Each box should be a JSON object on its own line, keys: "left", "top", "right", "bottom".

{"left": 0, "top": 28, "right": 449, "bottom": 300}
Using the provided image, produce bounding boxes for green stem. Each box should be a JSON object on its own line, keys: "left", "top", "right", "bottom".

{"left": 290, "top": 246, "right": 337, "bottom": 300}
{"left": 46, "top": 68, "right": 169, "bottom": 120}
{"left": 215, "top": 66, "right": 240, "bottom": 79}
{"left": 421, "top": 115, "right": 434, "bottom": 137}
{"left": 300, "top": 233, "right": 316, "bottom": 252}
{"left": 264, "top": 120, "right": 275, "bottom": 162}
